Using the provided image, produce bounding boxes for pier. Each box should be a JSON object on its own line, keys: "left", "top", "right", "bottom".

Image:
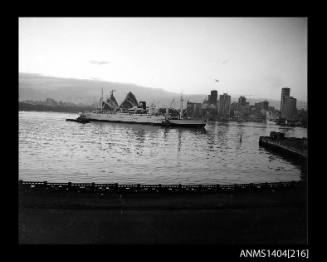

{"left": 259, "top": 131, "right": 307, "bottom": 159}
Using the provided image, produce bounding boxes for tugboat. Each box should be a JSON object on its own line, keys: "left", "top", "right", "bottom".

{"left": 66, "top": 116, "right": 90, "bottom": 124}
{"left": 71, "top": 89, "right": 206, "bottom": 128}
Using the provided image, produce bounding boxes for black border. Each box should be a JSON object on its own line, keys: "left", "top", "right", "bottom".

{"left": 11, "top": 12, "right": 316, "bottom": 261}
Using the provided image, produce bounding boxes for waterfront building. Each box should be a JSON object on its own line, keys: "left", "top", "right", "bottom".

{"left": 218, "top": 93, "right": 231, "bottom": 119}
{"left": 296, "top": 108, "right": 307, "bottom": 126}
{"left": 267, "top": 106, "right": 279, "bottom": 120}
{"left": 280, "top": 87, "right": 290, "bottom": 111}
{"left": 230, "top": 102, "right": 238, "bottom": 118}
{"left": 255, "top": 101, "right": 269, "bottom": 111}
{"left": 202, "top": 90, "right": 219, "bottom": 120}
{"left": 280, "top": 88, "right": 297, "bottom": 120}
{"left": 262, "top": 101, "right": 269, "bottom": 110}
{"left": 238, "top": 96, "right": 247, "bottom": 106}
{"left": 209, "top": 90, "right": 218, "bottom": 106}
{"left": 254, "top": 101, "right": 269, "bottom": 120}
{"left": 282, "top": 96, "right": 297, "bottom": 120}
{"left": 186, "top": 101, "right": 202, "bottom": 118}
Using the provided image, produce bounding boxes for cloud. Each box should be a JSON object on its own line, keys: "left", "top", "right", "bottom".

{"left": 89, "top": 60, "right": 110, "bottom": 65}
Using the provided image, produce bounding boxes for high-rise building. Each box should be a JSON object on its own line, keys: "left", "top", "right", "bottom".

{"left": 280, "top": 87, "right": 297, "bottom": 120}
{"left": 218, "top": 93, "right": 231, "bottom": 118}
{"left": 282, "top": 97, "right": 297, "bottom": 120}
{"left": 209, "top": 90, "right": 218, "bottom": 105}
{"left": 255, "top": 101, "right": 269, "bottom": 111}
{"left": 280, "top": 87, "right": 290, "bottom": 111}
{"left": 230, "top": 102, "right": 238, "bottom": 118}
{"left": 238, "top": 96, "right": 247, "bottom": 106}
{"left": 262, "top": 100, "right": 269, "bottom": 110}
{"left": 186, "top": 101, "right": 202, "bottom": 116}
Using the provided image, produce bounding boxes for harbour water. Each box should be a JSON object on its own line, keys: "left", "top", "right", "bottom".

{"left": 19, "top": 111, "right": 307, "bottom": 185}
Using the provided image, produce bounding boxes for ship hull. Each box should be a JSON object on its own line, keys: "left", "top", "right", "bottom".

{"left": 167, "top": 119, "right": 206, "bottom": 128}
{"left": 82, "top": 112, "right": 164, "bottom": 125}
{"left": 86, "top": 118, "right": 157, "bottom": 125}
{"left": 81, "top": 112, "right": 206, "bottom": 128}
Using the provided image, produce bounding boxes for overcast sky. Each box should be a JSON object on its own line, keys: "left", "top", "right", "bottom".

{"left": 19, "top": 17, "right": 307, "bottom": 101}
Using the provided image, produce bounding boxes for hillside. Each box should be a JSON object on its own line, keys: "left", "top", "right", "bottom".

{"left": 19, "top": 73, "right": 306, "bottom": 110}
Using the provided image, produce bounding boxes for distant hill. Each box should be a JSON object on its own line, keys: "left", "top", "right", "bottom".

{"left": 19, "top": 73, "right": 186, "bottom": 108}
{"left": 19, "top": 99, "right": 96, "bottom": 113}
{"left": 19, "top": 73, "right": 307, "bottom": 110}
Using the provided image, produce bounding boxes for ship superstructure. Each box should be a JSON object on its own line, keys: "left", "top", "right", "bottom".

{"left": 76, "top": 90, "right": 206, "bottom": 128}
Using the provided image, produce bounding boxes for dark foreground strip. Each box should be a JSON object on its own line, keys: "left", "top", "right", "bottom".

{"left": 19, "top": 180, "right": 305, "bottom": 194}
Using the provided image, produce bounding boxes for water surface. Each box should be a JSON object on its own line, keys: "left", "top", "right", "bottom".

{"left": 19, "top": 111, "right": 307, "bottom": 184}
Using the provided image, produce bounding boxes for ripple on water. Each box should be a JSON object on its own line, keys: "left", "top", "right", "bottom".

{"left": 19, "top": 111, "right": 307, "bottom": 184}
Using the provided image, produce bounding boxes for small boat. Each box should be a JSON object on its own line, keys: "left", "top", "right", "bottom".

{"left": 66, "top": 117, "right": 90, "bottom": 124}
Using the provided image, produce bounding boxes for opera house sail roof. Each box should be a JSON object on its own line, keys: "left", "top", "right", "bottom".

{"left": 102, "top": 92, "right": 119, "bottom": 111}
{"left": 101, "top": 91, "right": 139, "bottom": 111}
{"left": 119, "top": 92, "right": 138, "bottom": 109}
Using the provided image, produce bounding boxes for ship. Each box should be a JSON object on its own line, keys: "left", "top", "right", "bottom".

{"left": 74, "top": 89, "right": 206, "bottom": 128}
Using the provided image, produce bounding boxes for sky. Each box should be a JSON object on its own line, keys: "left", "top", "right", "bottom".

{"left": 19, "top": 17, "right": 307, "bottom": 101}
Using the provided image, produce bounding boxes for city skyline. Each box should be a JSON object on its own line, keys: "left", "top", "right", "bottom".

{"left": 19, "top": 17, "right": 307, "bottom": 101}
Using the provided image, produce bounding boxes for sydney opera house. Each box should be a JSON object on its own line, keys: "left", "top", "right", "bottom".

{"left": 102, "top": 91, "right": 140, "bottom": 112}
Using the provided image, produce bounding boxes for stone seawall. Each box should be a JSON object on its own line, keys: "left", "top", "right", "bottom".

{"left": 259, "top": 134, "right": 307, "bottom": 160}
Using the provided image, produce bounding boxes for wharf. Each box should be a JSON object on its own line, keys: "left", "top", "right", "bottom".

{"left": 259, "top": 131, "right": 307, "bottom": 160}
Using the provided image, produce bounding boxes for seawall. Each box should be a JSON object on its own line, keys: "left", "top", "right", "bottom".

{"left": 259, "top": 132, "right": 307, "bottom": 160}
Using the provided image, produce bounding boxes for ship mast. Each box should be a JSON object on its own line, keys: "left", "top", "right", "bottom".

{"left": 180, "top": 93, "right": 184, "bottom": 119}
{"left": 101, "top": 88, "right": 103, "bottom": 112}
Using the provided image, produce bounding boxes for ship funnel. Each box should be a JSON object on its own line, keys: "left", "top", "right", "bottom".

{"left": 139, "top": 101, "right": 146, "bottom": 110}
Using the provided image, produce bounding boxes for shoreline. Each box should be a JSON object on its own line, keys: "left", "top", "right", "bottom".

{"left": 19, "top": 180, "right": 306, "bottom": 197}
{"left": 19, "top": 110, "right": 307, "bottom": 127}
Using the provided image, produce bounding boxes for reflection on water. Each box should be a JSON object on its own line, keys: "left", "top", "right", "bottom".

{"left": 19, "top": 111, "right": 307, "bottom": 184}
